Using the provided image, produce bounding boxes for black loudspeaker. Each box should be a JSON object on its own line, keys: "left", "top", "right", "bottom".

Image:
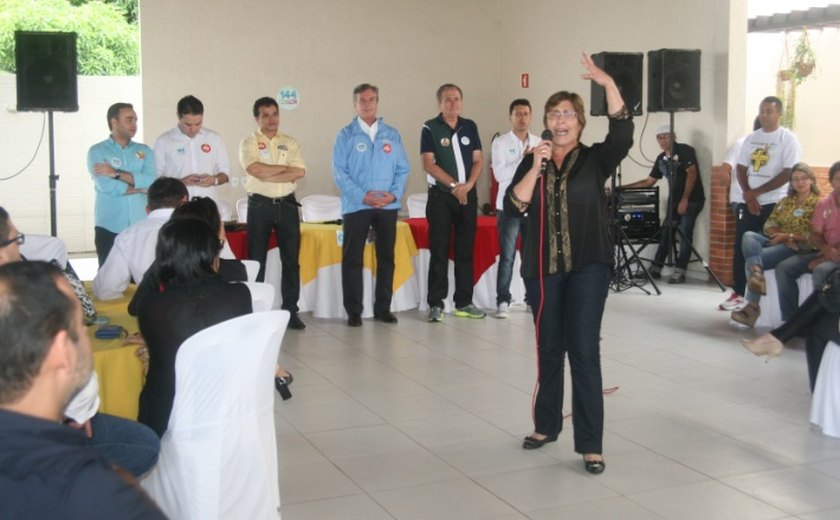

{"left": 647, "top": 48, "right": 700, "bottom": 112}
{"left": 590, "top": 52, "right": 643, "bottom": 116}
{"left": 15, "top": 31, "right": 79, "bottom": 112}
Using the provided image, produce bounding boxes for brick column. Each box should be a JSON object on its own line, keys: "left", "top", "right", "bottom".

{"left": 709, "top": 165, "right": 734, "bottom": 286}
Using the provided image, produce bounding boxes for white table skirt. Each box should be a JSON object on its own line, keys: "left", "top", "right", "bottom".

{"left": 811, "top": 340, "right": 840, "bottom": 438}
{"left": 264, "top": 248, "right": 420, "bottom": 318}
{"left": 413, "top": 249, "right": 526, "bottom": 312}
{"left": 753, "top": 271, "right": 813, "bottom": 329}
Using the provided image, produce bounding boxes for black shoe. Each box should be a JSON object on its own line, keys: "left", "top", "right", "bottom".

{"left": 347, "top": 313, "right": 362, "bottom": 327}
{"left": 288, "top": 312, "right": 305, "bottom": 330}
{"left": 373, "top": 310, "right": 398, "bottom": 323}
{"left": 583, "top": 457, "right": 605, "bottom": 474}
{"left": 522, "top": 433, "right": 558, "bottom": 450}
{"left": 274, "top": 371, "right": 293, "bottom": 401}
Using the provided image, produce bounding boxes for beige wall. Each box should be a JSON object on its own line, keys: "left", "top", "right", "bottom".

{"left": 139, "top": 0, "right": 743, "bottom": 275}
{"left": 0, "top": 75, "right": 143, "bottom": 251}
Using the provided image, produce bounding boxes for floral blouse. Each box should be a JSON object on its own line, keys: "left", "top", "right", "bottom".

{"left": 763, "top": 192, "right": 819, "bottom": 250}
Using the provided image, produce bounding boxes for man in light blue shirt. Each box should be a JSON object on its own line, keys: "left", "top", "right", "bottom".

{"left": 87, "top": 102, "right": 156, "bottom": 266}
{"left": 333, "top": 83, "right": 410, "bottom": 326}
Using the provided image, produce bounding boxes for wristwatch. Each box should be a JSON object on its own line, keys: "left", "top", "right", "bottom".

{"left": 114, "top": 171, "right": 121, "bottom": 180}
{"left": 449, "top": 181, "right": 457, "bottom": 189}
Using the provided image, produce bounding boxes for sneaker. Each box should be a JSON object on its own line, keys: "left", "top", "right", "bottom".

{"left": 428, "top": 306, "right": 443, "bottom": 322}
{"left": 496, "top": 302, "right": 510, "bottom": 319}
{"left": 668, "top": 272, "right": 686, "bottom": 284}
{"left": 718, "top": 292, "right": 746, "bottom": 311}
{"left": 454, "top": 304, "right": 486, "bottom": 319}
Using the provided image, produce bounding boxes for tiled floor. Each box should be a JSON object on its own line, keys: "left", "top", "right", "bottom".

{"left": 273, "top": 280, "right": 840, "bottom": 520}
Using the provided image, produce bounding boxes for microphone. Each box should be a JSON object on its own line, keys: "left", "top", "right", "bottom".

{"left": 540, "top": 129, "right": 553, "bottom": 174}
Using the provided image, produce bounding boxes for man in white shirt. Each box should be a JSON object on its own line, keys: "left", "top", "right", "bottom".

{"left": 491, "top": 99, "right": 540, "bottom": 318}
{"left": 93, "top": 177, "right": 188, "bottom": 300}
{"left": 153, "top": 95, "right": 230, "bottom": 204}
{"left": 729, "top": 97, "right": 802, "bottom": 309}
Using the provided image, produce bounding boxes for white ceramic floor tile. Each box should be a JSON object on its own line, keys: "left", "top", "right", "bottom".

{"left": 280, "top": 494, "right": 393, "bottom": 520}
{"left": 371, "top": 478, "right": 519, "bottom": 520}
{"left": 722, "top": 466, "right": 840, "bottom": 515}
{"left": 332, "top": 448, "right": 462, "bottom": 492}
{"left": 629, "top": 480, "right": 785, "bottom": 519}
{"left": 306, "top": 423, "right": 419, "bottom": 461}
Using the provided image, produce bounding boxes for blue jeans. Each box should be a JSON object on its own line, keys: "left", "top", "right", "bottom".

{"left": 774, "top": 252, "right": 825, "bottom": 321}
{"left": 87, "top": 413, "right": 160, "bottom": 477}
{"left": 496, "top": 212, "right": 526, "bottom": 305}
{"left": 653, "top": 200, "right": 703, "bottom": 272}
{"left": 524, "top": 262, "right": 610, "bottom": 454}
{"left": 741, "top": 231, "right": 799, "bottom": 303}
{"left": 733, "top": 203, "right": 776, "bottom": 295}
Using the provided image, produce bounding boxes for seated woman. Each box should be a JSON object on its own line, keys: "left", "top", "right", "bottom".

{"left": 731, "top": 163, "right": 820, "bottom": 327}
{"left": 135, "top": 218, "right": 253, "bottom": 436}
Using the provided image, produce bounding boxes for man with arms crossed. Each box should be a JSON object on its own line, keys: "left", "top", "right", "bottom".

{"left": 239, "top": 97, "right": 306, "bottom": 330}
{"left": 491, "top": 98, "right": 540, "bottom": 318}
{"left": 0, "top": 261, "right": 165, "bottom": 518}
{"left": 88, "top": 103, "right": 156, "bottom": 266}
{"left": 333, "top": 84, "right": 410, "bottom": 327}
{"left": 421, "top": 83, "right": 485, "bottom": 322}
{"left": 154, "top": 95, "right": 231, "bottom": 203}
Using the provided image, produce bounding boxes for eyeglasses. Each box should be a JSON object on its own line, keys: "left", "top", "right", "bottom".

{"left": 0, "top": 233, "right": 25, "bottom": 248}
{"left": 546, "top": 110, "right": 577, "bottom": 122}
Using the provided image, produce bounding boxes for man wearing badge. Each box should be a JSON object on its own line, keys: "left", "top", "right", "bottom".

{"left": 239, "top": 96, "right": 307, "bottom": 330}
{"left": 88, "top": 102, "right": 157, "bottom": 267}
{"left": 333, "top": 84, "right": 410, "bottom": 327}
{"left": 153, "top": 95, "right": 231, "bottom": 205}
{"left": 421, "top": 83, "right": 485, "bottom": 322}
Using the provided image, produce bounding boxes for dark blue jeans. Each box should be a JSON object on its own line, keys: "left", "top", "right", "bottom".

{"left": 342, "top": 208, "right": 398, "bottom": 315}
{"left": 426, "top": 187, "right": 477, "bottom": 309}
{"left": 94, "top": 226, "right": 117, "bottom": 267}
{"left": 87, "top": 413, "right": 160, "bottom": 477}
{"left": 653, "top": 200, "right": 704, "bottom": 271}
{"left": 496, "top": 212, "right": 526, "bottom": 305}
{"left": 524, "top": 262, "right": 611, "bottom": 454}
{"left": 247, "top": 193, "right": 301, "bottom": 313}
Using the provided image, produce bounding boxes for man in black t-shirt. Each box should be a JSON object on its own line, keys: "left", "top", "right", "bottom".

{"left": 624, "top": 125, "right": 705, "bottom": 284}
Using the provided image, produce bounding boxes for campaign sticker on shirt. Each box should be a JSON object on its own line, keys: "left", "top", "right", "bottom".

{"left": 258, "top": 142, "right": 267, "bottom": 150}
{"left": 356, "top": 142, "right": 367, "bottom": 152}
{"left": 111, "top": 158, "right": 122, "bottom": 168}
{"left": 201, "top": 143, "right": 211, "bottom": 153}
{"left": 440, "top": 137, "right": 451, "bottom": 147}
{"left": 460, "top": 136, "right": 470, "bottom": 146}
{"left": 277, "top": 145, "right": 288, "bottom": 151}
{"left": 793, "top": 208, "right": 804, "bottom": 217}
{"left": 176, "top": 146, "right": 186, "bottom": 155}
{"left": 135, "top": 151, "right": 145, "bottom": 160}
{"left": 260, "top": 150, "right": 270, "bottom": 159}
{"left": 383, "top": 143, "right": 392, "bottom": 154}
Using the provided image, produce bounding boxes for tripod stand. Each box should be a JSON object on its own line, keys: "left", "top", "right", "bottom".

{"left": 634, "top": 112, "right": 725, "bottom": 291}
{"left": 609, "top": 164, "right": 660, "bottom": 295}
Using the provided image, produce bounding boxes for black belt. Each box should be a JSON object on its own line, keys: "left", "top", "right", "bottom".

{"left": 248, "top": 193, "right": 300, "bottom": 206}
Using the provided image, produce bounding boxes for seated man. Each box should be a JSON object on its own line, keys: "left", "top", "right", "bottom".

{"left": 0, "top": 261, "right": 165, "bottom": 518}
{"left": 775, "top": 161, "right": 840, "bottom": 321}
{"left": 93, "top": 177, "right": 188, "bottom": 300}
{"left": 623, "top": 125, "right": 704, "bottom": 284}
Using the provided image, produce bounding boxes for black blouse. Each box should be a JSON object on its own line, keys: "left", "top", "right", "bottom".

{"left": 504, "top": 117, "right": 634, "bottom": 278}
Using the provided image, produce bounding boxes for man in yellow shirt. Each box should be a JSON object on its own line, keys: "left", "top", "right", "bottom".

{"left": 239, "top": 97, "right": 306, "bottom": 330}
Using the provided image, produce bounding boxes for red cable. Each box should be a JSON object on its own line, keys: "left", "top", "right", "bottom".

{"left": 531, "top": 170, "right": 546, "bottom": 426}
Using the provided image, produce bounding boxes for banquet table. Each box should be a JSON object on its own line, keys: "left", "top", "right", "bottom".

{"left": 89, "top": 285, "right": 145, "bottom": 420}
{"left": 404, "top": 215, "right": 525, "bottom": 311}
{"left": 226, "top": 221, "right": 419, "bottom": 318}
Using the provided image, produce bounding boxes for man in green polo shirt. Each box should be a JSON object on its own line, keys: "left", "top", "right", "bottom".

{"left": 420, "top": 84, "right": 485, "bottom": 322}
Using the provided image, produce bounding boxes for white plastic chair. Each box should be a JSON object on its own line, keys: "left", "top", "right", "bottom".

{"left": 300, "top": 194, "right": 341, "bottom": 222}
{"left": 241, "top": 281, "right": 275, "bottom": 311}
{"left": 240, "top": 259, "right": 260, "bottom": 282}
{"left": 141, "top": 310, "right": 290, "bottom": 520}
{"left": 217, "top": 200, "right": 233, "bottom": 223}
{"left": 406, "top": 192, "right": 428, "bottom": 219}
{"left": 20, "top": 234, "right": 68, "bottom": 268}
{"left": 812, "top": 340, "right": 840, "bottom": 438}
{"left": 236, "top": 197, "right": 248, "bottom": 224}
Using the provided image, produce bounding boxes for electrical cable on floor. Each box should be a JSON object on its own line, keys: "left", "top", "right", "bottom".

{"left": 1, "top": 112, "right": 46, "bottom": 181}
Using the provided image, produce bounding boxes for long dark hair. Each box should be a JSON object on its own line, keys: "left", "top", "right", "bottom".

{"left": 154, "top": 219, "right": 221, "bottom": 287}
{"left": 171, "top": 197, "right": 222, "bottom": 235}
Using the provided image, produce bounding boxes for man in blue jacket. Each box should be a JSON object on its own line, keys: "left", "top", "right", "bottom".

{"left": 333, "top": 84, "right": 410, "bottom": 327}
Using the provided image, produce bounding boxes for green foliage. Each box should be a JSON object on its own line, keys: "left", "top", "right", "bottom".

{"left": 69, "top": 0, "right": 137, "bottom": 25}
{"left": 0, "top": 0, "right": 139, "bottom": 76}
